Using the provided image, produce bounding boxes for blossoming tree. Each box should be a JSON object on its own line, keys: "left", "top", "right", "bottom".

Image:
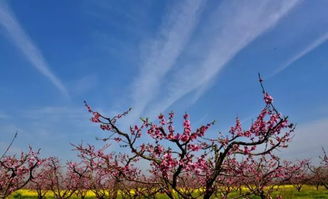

{"left": 84, "top": 75, "right": 296, "bottom": 199}
{"left": 232, "top": 155, "right": 308, "bottom": 199}
{"left": 72, "top": 143, "right": 142, "bottom": 199}
{"left": 0, "top": 147, "right": 43, "bottom": 199}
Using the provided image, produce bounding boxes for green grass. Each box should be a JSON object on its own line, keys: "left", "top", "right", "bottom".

{"left": 227, "top": 185, "right": 328, "bottom": 199}
{"left": 269, "top": 185, "right": 328, "bottom": 199}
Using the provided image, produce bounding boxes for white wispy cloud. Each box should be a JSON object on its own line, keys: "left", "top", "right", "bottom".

{"left": 0, "top": 2, "right": 69, "bottom": 97}
{"left": 279, "top": 117, "right": 328, "bottom": 162}
{"left": 23, "top": 106, "right": 86, "bottom": 121}
{"left": 0, "top": 111, "right": 10, "bottom": 119}
{"left": 69, "top": 74, "right": 99, "bottom": 96}
{"left": 271, "top": 32, "right": 328, "bottom": 76}
{"left": 146, "top": 0, "right": 300, "bottom": 118}
{"left": 123, "top": 0, "right": 206, "bottom": 124}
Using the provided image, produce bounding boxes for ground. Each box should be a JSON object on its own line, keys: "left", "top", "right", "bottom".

{"left": 8, "top": 185, "right": 328, "bottom": 199}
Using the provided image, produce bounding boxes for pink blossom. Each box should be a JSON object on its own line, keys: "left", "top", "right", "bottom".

{"left": 264, "top": 92, "right": 273, "bottom": 104}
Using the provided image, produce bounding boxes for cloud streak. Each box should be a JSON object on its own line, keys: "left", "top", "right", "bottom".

{"left": 0, "top": 112, "right": 10, "bottom": 120}
{"left": 272, "top": 32, "right": 328, "bottom": 76}
{"left": 124, "top": 0, "right": 205, "bottom": 124}
{"left": 0, "top": 2, "right": 69, "bottom": 97}
{"left": 279, "top": 117, "right": 328, "bottom": 161}
{"left": 146, "top": 0, "right": 300, "bottom": 117}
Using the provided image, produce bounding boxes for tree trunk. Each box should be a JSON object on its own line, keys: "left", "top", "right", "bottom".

{"left": 260, "top": 193, "right": 266, "bottom": 199}
{"left": 323, "top": 183, "right": 328, "bottom": 190}
{"left": 111, "top": 186, "right": 118, "bottom": 199}
{"left": 203, "top": 189, "right": 214, "bottom": 199}
{"left": 37, "top": 190, "right": 44, "bottom": 199}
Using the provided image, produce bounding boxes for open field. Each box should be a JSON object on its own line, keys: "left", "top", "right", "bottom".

{"left": 8, "top": 185, "right": 328, "bottom": 199}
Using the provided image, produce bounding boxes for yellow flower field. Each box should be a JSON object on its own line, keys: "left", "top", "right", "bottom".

{"left": 8, "top": 185, "right": 328, "bottom": 199}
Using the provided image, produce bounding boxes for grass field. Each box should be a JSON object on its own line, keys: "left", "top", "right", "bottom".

{"left": 8, "top": 185, "right": 328, "bottom": 199}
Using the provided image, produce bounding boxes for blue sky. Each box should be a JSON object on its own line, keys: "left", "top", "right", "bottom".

{"left": 0, "top": 0, "right": 327, "bottom": 162}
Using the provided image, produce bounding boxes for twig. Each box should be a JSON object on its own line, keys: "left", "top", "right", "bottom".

{"left": 0, "top": 131, "right": 18, "bottom": 160}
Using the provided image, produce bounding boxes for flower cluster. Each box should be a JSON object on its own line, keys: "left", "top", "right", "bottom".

{"left": 0, "top": 147, "right": 43, "bottom": 198}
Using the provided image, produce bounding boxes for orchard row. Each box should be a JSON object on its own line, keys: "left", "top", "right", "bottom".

{"left": 1, "top": 77, "right": 327, "bottom": 199}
